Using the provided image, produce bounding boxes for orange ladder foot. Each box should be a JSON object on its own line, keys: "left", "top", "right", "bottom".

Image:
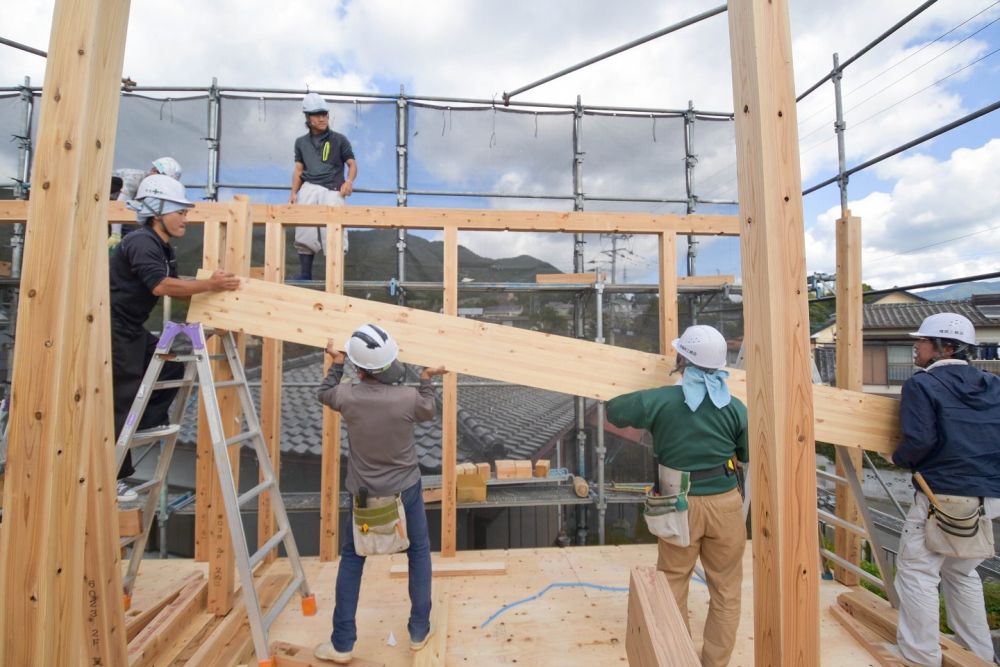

{"left": 301, "top": 593, "right": 317, "bottom": 616}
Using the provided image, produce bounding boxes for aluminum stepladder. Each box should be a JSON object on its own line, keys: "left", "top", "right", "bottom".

{"left": 115, "top": 321, "right": 315, "bottom": 665}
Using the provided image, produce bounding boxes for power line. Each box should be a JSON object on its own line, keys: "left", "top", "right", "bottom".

{"left": 862, "top": 223, "right": 1000, "bottom": 267}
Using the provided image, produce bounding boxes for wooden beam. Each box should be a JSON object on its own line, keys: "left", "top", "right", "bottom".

{"left": 389, "top": 561, "right": 506, "bottom": 578}
{"left": 676, "top": 274, "right": 735, "bottom": 287}
{"left": 413, "top": 586, "right": 449, "bottom": 667}
{"left": 535, "top": 272, "right": 605, "bottom": 284}
{"left": 206, "top": 196, "right": 253, "bottom": 615}
{"left": 319, "top": 223, "right": 345, "bottom": 562}
{"left": 0, "top": 0, "right": 131, "bottom": 664}
{"left": 834, "top": 211, "right": 864, "bottom": 585}
{"left": 127, "top": 573, "right": 207, "bottom": 667}
{"left": 829, "top": 604, "right": 908, "bottom": 667}
{"left": 658, "top": 232, "right": 679, "bottom": 355}
{"left": 118, "top": 508, "right": 143, "bottom": 538}
{"left": 188, "top": 277, "right": 901, "bottom": 453}
{"left": 195, "top": 217, "right": 222, "bottom": 563}
{"left": 441, "top": 226, "right": 458, "bottom": 557}
{"left": 625, "top": 567, "right": 699, "bottom": 666}
{"left": 728, "top": 1, "right": 820, "bottom": 663}
{"left": 837, "top": 591, "right": 994, "bottom": 667}
{"left": 258, "top": 221, "right": 285, "bottom": 565}
{"left": 124, "top": 573, "right": 200, "bottom": 642}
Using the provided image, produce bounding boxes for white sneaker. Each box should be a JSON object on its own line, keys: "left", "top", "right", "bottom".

{"left": 116, "top": 480, "right": 138, "bottom": 503}
{"left": 314, "top": 641, "right": 352, "bottom": 664}
{"left": 410, "top": 626, "right": 433, "bottom": 651}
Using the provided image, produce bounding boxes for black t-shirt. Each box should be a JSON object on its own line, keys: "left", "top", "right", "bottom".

{"left": 293, "top": 129, "right": 355, "bottom": 190}
{"left": 110, "top": 225, "right": 177, "bottom": 337}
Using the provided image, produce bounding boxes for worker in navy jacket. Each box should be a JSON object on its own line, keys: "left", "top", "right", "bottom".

{"left": 891, "top": 313, "right": 1000, "bottom": 666}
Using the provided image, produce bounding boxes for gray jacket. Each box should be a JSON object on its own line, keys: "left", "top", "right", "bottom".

{"left": 317, "top": 363, "right": 436, "bottom": 495}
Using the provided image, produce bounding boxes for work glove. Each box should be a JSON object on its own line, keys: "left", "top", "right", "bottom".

{"left": 107, "top": 232, "right": 122, "bottom": 251}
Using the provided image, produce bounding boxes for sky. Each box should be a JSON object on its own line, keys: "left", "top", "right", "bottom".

{"left": 1, "top": 0, "right": 998, "bottom": 290}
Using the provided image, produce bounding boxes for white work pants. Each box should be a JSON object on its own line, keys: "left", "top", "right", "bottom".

{"left": 894, "top": 491, "right": 999, "bottom": 666}
{"left": 294, "top": 182, "right": 346, "bottom": 255}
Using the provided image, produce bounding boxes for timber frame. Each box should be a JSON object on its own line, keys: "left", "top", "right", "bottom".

{"left": 0, "top": 1, "right": 892, "bottom": 663}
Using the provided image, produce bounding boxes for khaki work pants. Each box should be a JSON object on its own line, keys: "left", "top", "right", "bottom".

{"left": 656, "top": 487, "right": 745, "bottom": 667}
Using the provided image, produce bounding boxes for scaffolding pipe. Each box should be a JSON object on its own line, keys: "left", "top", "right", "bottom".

{"left": 396, "top": 86, "right": 409, "bottom": 304}
{"left": 803, "top": 98, "right": 1000, "bottom": 195}
{"left": 832, "top": 54, "right": 849, "bottom": 217}
{"left": 12, "top": 76, "right": 32, "bottom": 280}
{"left": 796, "top": 0, "right": 938, "bottom": 102}
{"left": 683, "top": 99, "right": 698, "bottom": 277}
{"left": 206, "top": 78, "right": 221, "bottom": 201}
{"left": 572, "top": 96, "right": 588, "bottom": 546}
{"left": 595, "top": 279, "right": 606, "bottom": 546}
{"left": 502, "top": 4, "right": 727, "bottom": 104}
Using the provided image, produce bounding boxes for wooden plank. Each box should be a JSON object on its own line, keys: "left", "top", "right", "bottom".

{"left": 676, "top": 274, "right": 735, "bottom": 287}
{"left": 319, "top": 224, "right": 345, "bottom": 562}
{"left": 625, "top": 566, "right": 699, "bottom": 667}
{"left": 513, "top": 460, "right": 533, "bottom": 479}
{"left": 728, "top": 1, "right": 821, "bottom": 663}
{"left": 535, "top": 272, "right": 605, "bottom": 284}
{"left": 441, "top": 226, "right": 458, "bottom": 557}
{"left": 389, "top": 561, "right": 506, "bottom": 579}
{"left": 258, "top": 221, "right": 285, "bottom": 566}
{"left": 124, "top": 574, "right": 200, "bottom": 642}
{"left": 128, "top": 573, "right": 208, "bottom": 667}
{"left": 0, "top": 1, "right": 131, "bottom": 665}
{"left": 188, "top": 277, "right": 901, "bottom": 453}
{"left": 476, "top": 462, "right": 491, "bottom": 482}
{"left": 658, "top": 233, "right": 679, "bottom": 355}
{"left": 206, "top": 196, "right": 253, "bottom": 616}
{"left": 119, "top": 508, "right": 143, "bottom": 538}
{"left": 195, "top": 218, "right": 223, "bottom": 563}
{"left": 271, "top": 641, "right": 384, "bottom": 666}
{"left": 422, "top": 487, "right": 443, "bottom": 504}
{"left": 829, "top": 604, "right": 908, "bottom": 667}
{"left": 184, "top": 572, "right": 292, "bottom": 667}
{"left": 413, "top": 587, "right": 449, "bottom": 667}
{"left": 494, "top": 460, "right": 517, "bottom": 480}
{"left": 533, "top": 460, "right": 551, "bottom": 478}
{"left": 837, "top": 590, "right": 994, "bottom": 667}
{"left": 834, "top": 211, "right": 864, "bottom": 586}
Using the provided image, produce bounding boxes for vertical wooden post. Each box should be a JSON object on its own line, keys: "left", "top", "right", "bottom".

{"left": 441, "top": 226, "right": 459, "bottom": 556}
{"left": 206, "top": 196, "right": 253, "bottom": 615}
{"left": 834, "top": 211, "right": 863, "bottom": 585}
{"left": 195, "top": 217, "right": 222, "bottom": 562}
{"left": 0, "top": 0, "right": 131, "bottom": 664}
{"left": 658, "top": 232, "right": 679, "bottom": 354}
{"left": 727, "top": 1, "right": 820, "bottom": 664}
{"left": 319, "top": 223, "right": 345, "bottom": 561}
{"left": 258, "top": 216, "right": 286, "bottom": 564}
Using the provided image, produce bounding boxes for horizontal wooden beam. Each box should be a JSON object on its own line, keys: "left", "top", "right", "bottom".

{"left": 389, "top": 561, "right": 506, "bottom": 578}
{"left": 0, "top": 200, "right": 739, "bottom": 235}
{"left": 187, "top": 276, "right": 900, "bottom": 454}
{"left": 677, "top": 274, "right": 736, "bottom": 287}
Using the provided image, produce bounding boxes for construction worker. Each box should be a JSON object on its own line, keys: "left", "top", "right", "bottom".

{"left": 606, "top": 324, "right": 748, "bottom": 667}
{"left": 110, "top": 156, "right": 184, "bottom": 248}
{"left": 313, "top": 324, "right": 445, "bottom": 664}
{"left": 891, "top": 313, "right": 1000, "bottom": 666}
{"left": 111, "top": 174, "right": 240, "bottom": 501}
{"left": 289, "top": 92, "right": 357, "bottom": 281}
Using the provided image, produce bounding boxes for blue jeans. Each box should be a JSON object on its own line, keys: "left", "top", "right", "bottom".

{"left": 332, "top": 479, "right": 432, "bottom": 652}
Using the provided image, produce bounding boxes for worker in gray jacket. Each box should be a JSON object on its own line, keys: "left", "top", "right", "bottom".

{"left": 313, "top": 323, "right": 445, "bottom": 664}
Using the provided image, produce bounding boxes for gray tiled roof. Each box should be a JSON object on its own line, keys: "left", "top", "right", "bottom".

{"left": 177, "top": 353, "right": 576, "bottom": 473}
{"left": 864, "top": 300, "right": 994, "bottom": 330}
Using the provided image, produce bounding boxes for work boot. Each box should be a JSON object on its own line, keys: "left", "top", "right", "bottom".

{"left": 297, "top": 253, "right": 314, "bottom": 281}
{"left": 314, "top": 641, "right": 352, "bottom": 664}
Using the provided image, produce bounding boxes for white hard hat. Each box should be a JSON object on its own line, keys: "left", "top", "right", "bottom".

{"left": 126, "top": 174, "right": 193, "bottom": 221}
{"left": 909, "top": 313, "right": 976, "bottom": 346}
{"left": 302, "top": 92, "right": 329, "bottom": 115}
{"left": 345, "top": 324, "right": 399, "bottom": 371}
{"left": 151, "top": 156, "right": 182, "bottom": 181}
{"left": 672, "top": 325, "right": 728, "bottom": 370}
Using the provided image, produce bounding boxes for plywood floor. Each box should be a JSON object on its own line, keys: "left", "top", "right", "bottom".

{"left": 132, "top": 545, "right": 875, "bottom": 666}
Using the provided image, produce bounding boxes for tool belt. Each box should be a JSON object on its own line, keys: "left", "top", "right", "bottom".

{"left": 352, "top": 493, "right": 409, "bottom": 557}
{"left": 915, "top": 474, "right": 995, "bottom": 560}
{"left": 644, "top": 465, "right": 692, "bottom": 547}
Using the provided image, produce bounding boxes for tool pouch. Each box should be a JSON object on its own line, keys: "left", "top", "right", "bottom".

{"left": 352, "top": 494, "right": 409, "bottom": 556}
{"left": 643, "top": 465, "right": 691, "bottom": 547}
{"left": 924, "top": 494, "right": 994, "bottom": 560}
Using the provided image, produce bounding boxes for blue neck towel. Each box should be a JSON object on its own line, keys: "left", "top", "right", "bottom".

{"left": 681, "top": 366, "right": 732, "bottom": 412}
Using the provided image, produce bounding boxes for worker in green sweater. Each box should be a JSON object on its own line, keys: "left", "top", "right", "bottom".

{"left": 607, "top": 324, "right": 748, "bottom": 667}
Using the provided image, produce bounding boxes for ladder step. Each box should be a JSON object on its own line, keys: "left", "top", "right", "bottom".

{"left": 128, "top": 424, "right": 181, "bottom": 445}
{"left": 237, "top": 479, "right": 275, "bottom": 507}
{"left": 129, "top": 479, "right": 161, "bottom": 495}
{"left": 120, "top": 534, "right": 140, "bottom": 548}
{"left": 249, "top": 528, "right": 288, "bottom": 569}
{"left": 262, "top": 572, "right": 306, "bottom": 632}
{"left": 214, "top": 379, "right": 242, "bottom": 389}
{"left": 208, "top": 353, "right": 227, "bottom": 361}
{"left": 151, "top": 379, "right": 194, "bottom": 391}
{"left": 224, "top": 430, "right": 260, "bottom": 448}
{"left": 155, "top": 354, "right": 200, "bottom": 363}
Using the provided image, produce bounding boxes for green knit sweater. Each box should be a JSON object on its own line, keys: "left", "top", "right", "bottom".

{"left": 606, "top": 385, "right": 748, "bottom": 496}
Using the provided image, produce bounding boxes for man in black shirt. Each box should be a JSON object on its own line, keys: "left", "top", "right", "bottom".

{"left": 111, "top": 174, "right": 240, "bottom": 500}
{"left": 288, "top": 93, "right": 357, "bottom": 281}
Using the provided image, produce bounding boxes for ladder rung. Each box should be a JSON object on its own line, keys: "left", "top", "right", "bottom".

{"left": 250, "top": 528, "right": 288, "bottom": 569}
{"left": 237, "top": 479, "right": 275, "bottom": 507}
{"left": 120, "top": 534, "right": 140, "bottom": 548}
{"left": 262, "top": 572, "right": 305, "bottom": 632}
{"left": 208, "top": 353, "right": 227, "bottom": 360}
{"left": 128, "top": 424, "right": 181, "bottom": 445}
{"left": 158, "top": 353, "right": 200, "bottom": 362}
{"left": 129, "top": 479, "right": 161, "bottom": 495}
{"left": 224, "top": 430, "right": 260, "bottom": 448}
{"left": 151, "top": 379, "right": 193, "bottom": 391}
{"left": 214, "top": 379, "right": 242, "bottom": 389}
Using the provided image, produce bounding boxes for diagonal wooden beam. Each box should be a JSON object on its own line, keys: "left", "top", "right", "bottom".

{"left": 187, "top": 276, "right": 900, "bottom": 454}
{"left": 0, "top": 0, "right": 131, "bottom": 664}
